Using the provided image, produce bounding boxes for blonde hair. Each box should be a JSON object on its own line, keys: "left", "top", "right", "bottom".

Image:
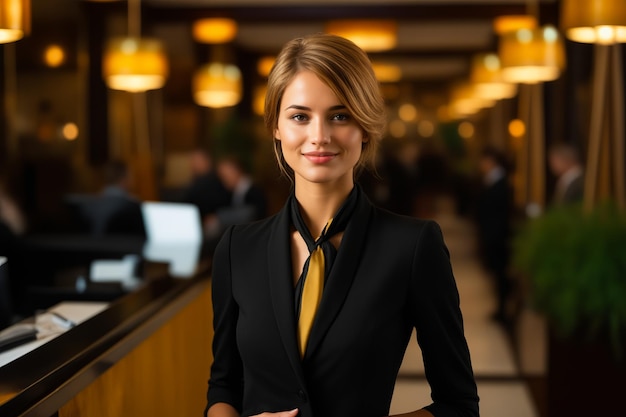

{"left": 264, "top": 33, "right": 386, "bottom": 179}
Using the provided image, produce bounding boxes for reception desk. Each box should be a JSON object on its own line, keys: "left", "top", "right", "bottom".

{"left": 0, "top": 272, "right": 213, "bottom": 417}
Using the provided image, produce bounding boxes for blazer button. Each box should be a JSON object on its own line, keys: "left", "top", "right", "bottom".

{"left": 298, "top": 390, "right": 307, "bottom": 402}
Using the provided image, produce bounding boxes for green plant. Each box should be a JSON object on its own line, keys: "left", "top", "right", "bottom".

{"left": 513, "top": 203, "right": 626, "bottom": 357}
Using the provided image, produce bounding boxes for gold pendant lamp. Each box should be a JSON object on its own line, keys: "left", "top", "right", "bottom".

{"left": 499, "top": 25, "right": 566, "bottom": 84}
{"left": 191, "top": 18, "right": 242, "bottom": 108}
{"left": 561, "top": 0, "right": 626, "bottom": 45}
{"left": 0, "top": 0, "right": 30, "bottom": 44}
{"left": 102, "top": 0, "right": 168, "bottom": 92}
{"left": 325, "top": 19, "right": 397, "bottom": 52}
{"left": 470, "top": 53, "right": 518, "bottom": 101}
{"left": 561, "top": 0, "right": 626, "bottom": 210}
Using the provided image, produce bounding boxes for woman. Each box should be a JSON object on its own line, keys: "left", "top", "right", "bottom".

{"left": 205, "top": 34, "right": 479, "bottom": 417}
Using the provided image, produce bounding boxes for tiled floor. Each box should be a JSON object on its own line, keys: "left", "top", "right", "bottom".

{"left": 390, "top": 200, "right": 545, "bottom": 416}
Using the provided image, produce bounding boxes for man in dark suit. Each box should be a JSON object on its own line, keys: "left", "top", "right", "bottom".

{"left": 66, "top": 160, "right": 145, "bottom": 237}
{"left": 548, "top": 143, "right": 584, "bottom": 205}
{"left": 476, "top": 147, "right": 513, "bottom": 325}
{"left": 182, "top": 149, "right": 231, "bottom": 221}
{"left": 204, "top": 155, "right": 267, "bottom": 239}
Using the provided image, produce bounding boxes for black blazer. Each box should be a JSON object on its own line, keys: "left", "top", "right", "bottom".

{"left": 206, "top": 189, "right": 478, "bottom": 417}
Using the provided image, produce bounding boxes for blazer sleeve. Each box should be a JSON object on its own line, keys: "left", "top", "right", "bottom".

{"left": 205, "top": 226, "right": 244, "bottom": 415}
{"left": 409, "top": 221, "right": 479, "bottom": 417}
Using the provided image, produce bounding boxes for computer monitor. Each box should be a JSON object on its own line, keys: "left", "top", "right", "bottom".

{"left": 140, "top": 202, "right": 202, "bottom": 278}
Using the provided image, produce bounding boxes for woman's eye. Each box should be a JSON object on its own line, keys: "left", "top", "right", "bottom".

{"left": 290, "top": 114, "right": 307, "bottom": 122}
{"left": 331, "top": 113, "right": 350, "bottom": 121}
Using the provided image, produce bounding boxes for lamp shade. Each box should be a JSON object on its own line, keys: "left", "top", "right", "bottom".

{"left": 326, "top": 20, "right": 397, "bottom": 52}
{"left": 493, "top": 14, "right": 537, "bottom": 35}
{"left": 561, "top": 0, "right": 626, "bottom": 44}
{"left": 499, "top": 26, "right": 566, "bottom": 84}
{"left": 0, "top": 0, "right": 30, "bottom": 44}
{"left": 450, "top": 82, "right": 496, "bottom": 117}
{"left": 103, "top": 37, "right": 168, "bottom": 92}
{"left": 371, "top": 62, "right": 402, "bottom": 83}
{"left": 193, "top": 63, "right": 242, "bottom": 108}
{"left": 193, "top": 18, "right": 238, "bottom": 44}
{"left": 470, "top": 53, "right": 518, "bottom": 100}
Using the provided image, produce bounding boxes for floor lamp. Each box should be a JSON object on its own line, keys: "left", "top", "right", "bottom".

{"left": 498, "top": 23, "right": 566, "bottom": 213}
{"left": 561, "top": 0, "right": 626, "bottom": 212}
{"left": 102, "top": 0, "right": 168, "bottom": 201}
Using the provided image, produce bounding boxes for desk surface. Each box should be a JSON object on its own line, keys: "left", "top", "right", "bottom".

{"left": 0, "top": 302, "right": 109, "bottom": 368}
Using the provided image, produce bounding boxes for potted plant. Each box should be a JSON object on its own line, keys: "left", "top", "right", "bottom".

{"left": 513, "top": 203, "right": 626, "bottom": 416}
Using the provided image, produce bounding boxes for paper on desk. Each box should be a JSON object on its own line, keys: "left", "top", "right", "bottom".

{"left": 0, "top": 301, "right": 109, "bottom": 368}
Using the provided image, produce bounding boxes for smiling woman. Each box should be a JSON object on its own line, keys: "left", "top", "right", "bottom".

{"left": 204, "top": 33, "right": 478, "bottom": 417}
{"left": 264, "top": 33, "right": 386, "bottom": 183}
{"left": 274, "top": 71, "right": 365, "bottom": 187}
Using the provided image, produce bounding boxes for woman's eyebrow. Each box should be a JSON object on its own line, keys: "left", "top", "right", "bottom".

{"left": 284, "top": 104, "right": 347, "bottom": 111}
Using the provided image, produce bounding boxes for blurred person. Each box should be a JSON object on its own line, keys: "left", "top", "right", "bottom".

{"left": 384, "top": 141, "right": 420, "bottom": 216}
{"left": 182, "top": 148, "right": 231, "bottom": 221}
{"left": 204, "top": 155, "right": 267, "bottom": 239}
{"left": 205, "top": 33, "right": 478, "bottom": 417}
{"left": 0, "top": 176, "right": 27, "bottom": 321}
{"left": 475, "top": 147, "right": 514, "bottom": 325}
{"left": 0, "top": 176, "right": 26, "bottom": 257}
{"left": 0, "top": 178, "right": 26, "bottom": 237}
{"left": 548, "top": 143, "right": 584, "bottom": 205}
{"left": 70, "top": 160, "right": 145, "bottom": 236}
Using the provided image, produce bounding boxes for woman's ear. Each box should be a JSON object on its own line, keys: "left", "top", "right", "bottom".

{"left": 274, "top": 128, "right": 281, "bottom": 140}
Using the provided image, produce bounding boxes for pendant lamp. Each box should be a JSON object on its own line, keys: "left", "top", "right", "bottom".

{"left": 193, "top": 18, "right": 237, "bottom": 44}
{"left": 192, "top": 17, "right": 242, "bottom": 108}
{"left": 450, "top": 82, "right": 495, "bottom": 117}
{"left": 102, "top": 0, "right": 168, "bottom": 92}
{"left": 193, "top": 63, "right": 242, "bottom": 109}
{"left": 499, "top": 25, "right": 565, "bottom": 84}
{"left": 326, "top": 20, "right": 397, "bottom": 52}
{"left": 103, "top": 37, "right": 168, "bottom": 92}
{"left": 560, "top": 0, "right": 626, "bottom": 209}
{"left": 561, "top": 0, "right": 626, "bottom": 44}
{"left": 470, "top": 53, "right": 518, "bottom": 100}
{"left": 0, "top": 0, "right": 30, "bottom": 44}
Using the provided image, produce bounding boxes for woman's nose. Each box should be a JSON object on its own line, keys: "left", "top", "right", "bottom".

{"left": 309, "top": 119, "right": 330, "bottom": 144}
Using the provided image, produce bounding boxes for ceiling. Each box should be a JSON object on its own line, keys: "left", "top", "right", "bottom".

{"left": 141, "top": 0, "right": 560, "bottom": 85}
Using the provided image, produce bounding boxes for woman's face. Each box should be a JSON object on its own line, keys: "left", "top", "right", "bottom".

{"left": 274, "top": 70, "right": 365, "bottom": 187}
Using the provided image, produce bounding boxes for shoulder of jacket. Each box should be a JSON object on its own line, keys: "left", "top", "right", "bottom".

{"left": 372, "top": 206, "right": 434, "bottom": 231}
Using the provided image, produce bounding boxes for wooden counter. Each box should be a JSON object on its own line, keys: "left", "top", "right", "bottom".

{"left": 0, "top": 273, "right": 213, "bottom": 417}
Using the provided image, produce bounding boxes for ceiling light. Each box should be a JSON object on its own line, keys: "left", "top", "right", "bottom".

{"left": 102, "top": 0, "right": 168, "bottom": 92}
{"left": 450, "top": 83, "right": 495, "bottom": 117}
{"left": 561, "top": 0, "right": 626, "bottom": 44}
{"left": 458, "top": 121, "right": 475, "bottom": 140}
{"left": 44, "top": 44, "right": 65, "bottom": 68}
{"left": 326, "top": 20, "right": 397, "bottom": 52}
{"left": 371, "top": 62, "right": 402, "bottom": 83}
{"left": 103, "top": 37, "right": 168, "bottom": 92}
{"left": 493, "top": 15, "right": 537, "bottom": 35}
{"left": 193, "top": 62, "right": 242, "bottom": 108}
{"left": 399, "top": 103, "right": 418, "bottom": 122}
{"left": 470, "top": 53, "right": 518, "bottom": 100}
{"left": 0, "top": 0, "right": 30, "bottom": 44}
{"left": 193, "top": 18, "right": 238, "bottom": 44}
{"left": 499, "top": 26, "right": 566, "bottom": 84}
{"left": 257, "top": 56, "right": 275, "bottom": 78}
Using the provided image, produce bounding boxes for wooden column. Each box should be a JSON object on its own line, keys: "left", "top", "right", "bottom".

{"left": 583, "top": 43, "right": 626, "bottom": 212}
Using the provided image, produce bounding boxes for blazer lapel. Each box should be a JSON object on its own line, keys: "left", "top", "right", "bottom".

{"left": 267, "top": 203, "right": 307, "bottom": 385}
{"left": 304, "top": 189, "right": 374, "bottom": 360}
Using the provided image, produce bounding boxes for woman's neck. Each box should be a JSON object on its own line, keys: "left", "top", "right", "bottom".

{"left": 294, "top": 178, "right": 354, "bottom": 238}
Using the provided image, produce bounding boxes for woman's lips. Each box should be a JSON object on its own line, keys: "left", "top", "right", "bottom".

{"left": 303, "top": 152, "right": 337, "bottom": 164}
